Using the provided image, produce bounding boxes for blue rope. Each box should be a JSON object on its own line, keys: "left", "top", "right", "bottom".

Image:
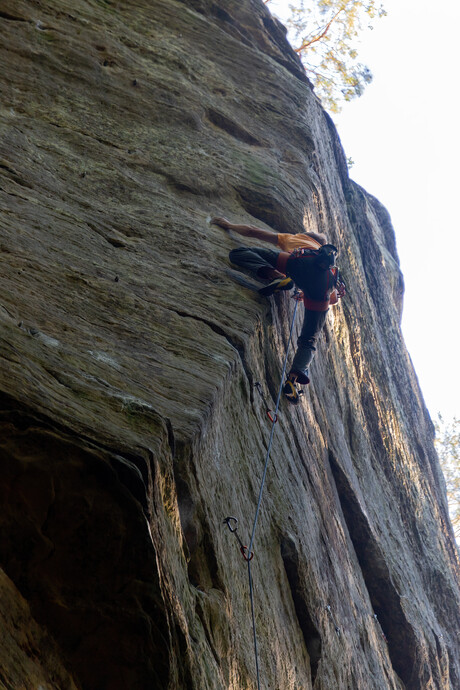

{"left": 247, "top": 296, "right": 300, "bottom": 690}
{"left": 247, "top": 558, "right": 261, "bottom": 689}
{"left": 248, "top": 296, "right": 299, "bottom": 556}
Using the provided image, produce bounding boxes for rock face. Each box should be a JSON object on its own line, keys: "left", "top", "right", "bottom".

{"left": 0, "top": 1, "right": 459, "bottom": 688}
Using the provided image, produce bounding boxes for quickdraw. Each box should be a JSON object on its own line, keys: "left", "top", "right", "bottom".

{"left": 373, "top": 614, "right": 387, "bottom": 641}
{"left": 336, "top": 274, "right": 346, "bottom": 298}
{"left": 331, "top": 267, "right": 346, "bottom": 298}
{"left": 254, "top": 381, "right": 278, "bottom": 423}
{"left": 223, "top": 517, "right": 254, "bottom": 561}
{"left": 325, "top": 604, "right": 341, "bottom": 636}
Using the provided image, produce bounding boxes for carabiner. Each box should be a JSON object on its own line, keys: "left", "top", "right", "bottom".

{"left": 223, "top": 516, "right": 238, "bottom": 533}
{"left": 240, "top": 545, "right": 254, "bottom": 562}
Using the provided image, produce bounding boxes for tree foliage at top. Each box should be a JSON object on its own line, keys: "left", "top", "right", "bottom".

{"left": 435, "top": 415, "right": 460, "bottom": 542}
{"left": 267, "top": 0, "right": 386, "bottom": 113}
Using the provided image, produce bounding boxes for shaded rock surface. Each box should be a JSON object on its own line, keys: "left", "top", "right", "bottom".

{"left": 0, "top": 1, "right": 459, "bottom": 688}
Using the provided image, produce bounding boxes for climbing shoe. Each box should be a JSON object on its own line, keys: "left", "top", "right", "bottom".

{"left": 283, "top": 379, "right": 303, "bottom": 405}
{"left": 258, "top": 277, "right": 294, "bottom": 296}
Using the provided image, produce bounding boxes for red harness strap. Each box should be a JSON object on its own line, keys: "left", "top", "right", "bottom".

{"left": 303, "top": 296, "right": 330, "bottom": 312}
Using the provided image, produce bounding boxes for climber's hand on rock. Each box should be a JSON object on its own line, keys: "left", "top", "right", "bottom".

{"left": 211, "top": 216, "right": 231, "bottom": 230}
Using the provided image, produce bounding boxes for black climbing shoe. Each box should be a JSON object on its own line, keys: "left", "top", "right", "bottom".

{"left": 283, "top": 379, "right": 303, "bottom": 405}
{"left": 259, "top": 277, "right": 294, "bottom": 296}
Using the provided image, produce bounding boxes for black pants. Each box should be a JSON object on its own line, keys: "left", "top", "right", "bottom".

{"left": 229, "top": 246, "right": 280, "bottom": 275}
{"left": 229, "top": 246, "right": 328, "bottom": 383}
{"left": 290, "top": 310, "right": 327, "bottom": 383}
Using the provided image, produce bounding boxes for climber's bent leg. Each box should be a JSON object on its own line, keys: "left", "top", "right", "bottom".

{"left": 229, "top": 246, "right": 281, "bottom": 277}
{"left": 229, "top": 246, "right": 294, "bottom": 294}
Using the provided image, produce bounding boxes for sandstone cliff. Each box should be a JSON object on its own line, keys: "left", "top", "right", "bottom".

{"left": 0, "top": 1, "right": 459, "bottom": 689}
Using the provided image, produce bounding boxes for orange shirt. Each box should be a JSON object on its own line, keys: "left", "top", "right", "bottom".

{"left": 276, "top": 233, "right": 322, "bottom": 253}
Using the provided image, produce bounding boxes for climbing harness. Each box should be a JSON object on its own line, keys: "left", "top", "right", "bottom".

{"left": 254, "top": 381, "right": 278, "bottom": 423}
{"left": 224, "top": 292, "right": 301, "bottom": 690}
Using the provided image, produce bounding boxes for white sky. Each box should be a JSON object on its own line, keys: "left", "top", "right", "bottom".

{"left": 269, "top": 0, "right": 460, "bottom": 422}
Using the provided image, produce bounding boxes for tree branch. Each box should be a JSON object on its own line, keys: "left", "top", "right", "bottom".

{"left": 294, "top": 4, "right": 348, "bottom": 53}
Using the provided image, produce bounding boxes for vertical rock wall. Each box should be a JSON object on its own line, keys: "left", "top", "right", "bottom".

{"left": 0, "top": 0, "right": 459, "bottom": 688}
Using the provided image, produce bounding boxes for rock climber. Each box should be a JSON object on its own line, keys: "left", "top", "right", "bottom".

{"left": 211, "top": 216, "right": 345, "bottom": 404}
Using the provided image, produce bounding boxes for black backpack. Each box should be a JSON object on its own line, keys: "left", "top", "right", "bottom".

{"left": 291, "top": 243, "right": 338, "bottom": 268}
{"left": 289, "top": 244, "right": 346, "bottom": 300}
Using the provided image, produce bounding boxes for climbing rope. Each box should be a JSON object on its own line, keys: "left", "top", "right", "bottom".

{"left": 225, "top": 293, "right": 300, "bottom": 690}
{"left": 248, "top": 295, "right": 299, "bottom": 557}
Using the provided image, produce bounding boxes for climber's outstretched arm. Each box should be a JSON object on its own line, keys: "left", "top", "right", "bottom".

{"left": 211, "top": 217, "right": 278, "bottom": 245}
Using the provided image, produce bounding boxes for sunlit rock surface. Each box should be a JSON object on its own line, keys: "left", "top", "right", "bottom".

{"left": 0, "top": 1, "right": 459, "bottom": 688}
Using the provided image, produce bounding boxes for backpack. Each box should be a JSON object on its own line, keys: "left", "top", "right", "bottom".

{"left": 289, "top": 244, "right": 346, "bottom": 300}
{"left": 291, "top": 243, "right": 338, "bottom": 268}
